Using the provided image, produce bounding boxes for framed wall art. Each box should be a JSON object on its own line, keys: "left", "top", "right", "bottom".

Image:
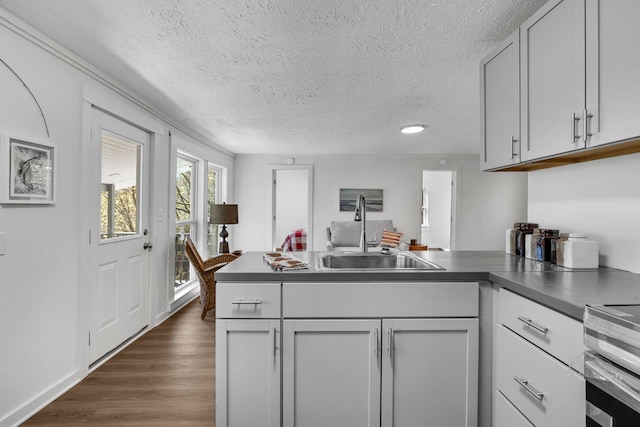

{"left": 339, "top": 188, "right": 383, "bottom": 212}
{"left": 1, "top": 134, "right": 56, "bottom": 204}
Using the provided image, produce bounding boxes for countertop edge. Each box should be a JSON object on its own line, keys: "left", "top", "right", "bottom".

{"left": 489, "top": 273, "right": 584, "bottom": 321}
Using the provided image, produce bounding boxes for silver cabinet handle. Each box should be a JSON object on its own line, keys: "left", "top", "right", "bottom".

{"left": 231, "top": 299, "right": 262, "bottom": 305}
{"left": 583, "top": 109, "right": 593, "bottom": 143}
{"left": 273, "top": 327, "right": 277, "bottom": 357}
{"left": 571, "top": 112, "right": 581, "bottom": 143}
{"left": 517, "top": 316, "right": 549, "bottom": 334}
{"left": 514, "top": 377, "right": 544, "bottom": 401}
{"left": 511, "top": 136, "right": 518, "bottom": 159}
{"left": 373, "top": 328, "right": 379, "bottom": 361}
{"left": 387, "top": 327, "right": 393, "bottom": 361}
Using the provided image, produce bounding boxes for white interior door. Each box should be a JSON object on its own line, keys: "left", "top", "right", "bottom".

{"left": 420, "top": 170, "right": 454, "bottom": 250}
{"left": 270, "top": 165, "right": 313, "bottom": 250}
{"left": 89, "top": 108, "right": 151, "bottom": 365}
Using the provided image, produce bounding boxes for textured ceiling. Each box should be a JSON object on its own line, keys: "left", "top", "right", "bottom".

{"left": 0, "top": 0, "right": 547, "bottom": 156}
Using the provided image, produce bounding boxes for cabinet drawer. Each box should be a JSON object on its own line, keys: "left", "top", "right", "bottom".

{"left": 283, "top": 282, "right": 478, "bottom": 318}
{"left": 494, "top": 390, "right": 534, "bottom": 427}
{"left": 216, "top": 282, "right": 281, "bottom": 319}
{"left": 496, "top": 325, "right": 584, "bottom": 427}
{"left": 499, "top": 288, "right": 584, "bottom": 371}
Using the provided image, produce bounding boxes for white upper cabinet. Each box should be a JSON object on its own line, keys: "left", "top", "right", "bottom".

{"left": 520, "top": 0, "right": 586, "bottom": 162}
{"left": 585, "top": 0, "right": 640, "bottom": 147}
{"left": 481, "top": 31, "right": 521, "bottom": 171}
{"left": 482, "top": 0, "right": 640, "bottom": 170}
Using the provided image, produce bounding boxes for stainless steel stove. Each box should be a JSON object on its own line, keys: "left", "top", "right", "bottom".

{"left": 584, "top": 304, "right": 640, "bottom": 426}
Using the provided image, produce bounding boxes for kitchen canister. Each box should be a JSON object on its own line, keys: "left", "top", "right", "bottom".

{"left": 506, "top": 223, "right": 522, "bottom": 255}
{"left": 556, "top": 233, "right": 599, "bottom": 269}
{"left": 525, "top": 234, "right": 534, "bottom": 259}
{"left": 516, "top": 223, "right": 538, "bottom": 257}
{"left": 551, "top": 233, "right": 569, "bottom": 265}
{"left": 532, "top": 228, "right": 560, "bottom": 262}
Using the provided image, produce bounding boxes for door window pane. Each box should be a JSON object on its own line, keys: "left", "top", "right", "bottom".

{"left": 100, "top": 131, "right": 141, "bottom": 240}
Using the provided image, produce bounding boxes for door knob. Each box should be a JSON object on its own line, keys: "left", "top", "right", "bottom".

{"left": 143, "top": 242, "right": 152, "bottom": 250}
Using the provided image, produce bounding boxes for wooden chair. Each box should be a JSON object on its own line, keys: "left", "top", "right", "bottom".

{"left": 185, "top": 237, "right": 238, "bottom": 319}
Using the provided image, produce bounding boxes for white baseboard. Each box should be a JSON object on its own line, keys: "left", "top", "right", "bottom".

{"left": 3, "top": 370, "right": 81, "bottom": 427}
{"left": 170, "top": 286, "right": 200, "bottom": 313}
{"left": 3, "top": 292, "right": 199, "bottom": 427}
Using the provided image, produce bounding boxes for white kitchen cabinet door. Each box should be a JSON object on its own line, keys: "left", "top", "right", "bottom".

{"left": 494, "top": 390, "right": 534, "bottom": 427}
{"left": 283, "top": 319, "right": 381, "bottom": 427}
{"left": 585, "top": 0, "right": 640, "bottom": 148}
{"left": 521, "top": 0, "right": 586, "bottom": 162}
{"left": 381, "top": 318, "right": 479, "bottom": 427}
{"left": 480, "top": 30, "right": 520, "bottom": 170}
{"left": 216, "top": 319, "right": 280, "bottom": 427}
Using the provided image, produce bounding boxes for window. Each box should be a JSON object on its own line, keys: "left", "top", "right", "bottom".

{"left": 422, "top": 187, "right": 429, "bottom": 226}
{"left": 174, "top": 154, "right": 196, "bottom": 288}
{"left": 172, "top": 146, "right": 226, "bottom": 296}
{"left": 206, "top": 163, "right": 221, "bottom": 258}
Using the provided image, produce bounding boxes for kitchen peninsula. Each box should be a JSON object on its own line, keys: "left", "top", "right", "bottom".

{"left": 215, "top": 250, "right": 640, "bottom": 427}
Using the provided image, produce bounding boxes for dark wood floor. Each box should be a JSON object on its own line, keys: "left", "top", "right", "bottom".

{"left": 22, "top": 299, "right": 215, "bottom": 426}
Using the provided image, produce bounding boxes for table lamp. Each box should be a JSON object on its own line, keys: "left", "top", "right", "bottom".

{"left": 209, "top": 203, "right": 238, "bottom": 253}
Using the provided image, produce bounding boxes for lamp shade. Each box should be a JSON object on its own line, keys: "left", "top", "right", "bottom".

{"left": 209, "top": 203, "right": 238, "bottom": 225}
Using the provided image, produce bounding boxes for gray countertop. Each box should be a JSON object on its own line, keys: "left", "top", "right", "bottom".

{"left": 216, "top": 250, "right": 640, "bottom": 321}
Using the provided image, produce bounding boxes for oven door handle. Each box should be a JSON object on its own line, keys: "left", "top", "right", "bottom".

{"left": 585, "top": 351, "right": 640, "bottom": 415}
{"left": 586, "top": 402, "right": 614, "bottom": 427}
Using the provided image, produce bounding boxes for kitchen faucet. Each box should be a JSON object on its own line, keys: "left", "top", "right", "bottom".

{"left": 354, "top": 193, "right": 367, "bottom": 252}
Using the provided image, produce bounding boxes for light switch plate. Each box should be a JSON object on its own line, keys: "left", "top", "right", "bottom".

{"left": 0, "top": 232, "right": 5, "bottom": 256}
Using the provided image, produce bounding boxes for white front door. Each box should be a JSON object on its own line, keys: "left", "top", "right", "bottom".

{"left": 89, "top": 108, "right": 151, "bottom": 365}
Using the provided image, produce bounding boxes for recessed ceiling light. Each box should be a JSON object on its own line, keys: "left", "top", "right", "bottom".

{"left": 400, "top": 124, "right": 425, "bottom": 134}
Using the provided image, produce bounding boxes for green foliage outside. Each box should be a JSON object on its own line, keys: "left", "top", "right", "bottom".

{"left": 100, "top": 186, "right": 137, "bottom": 238}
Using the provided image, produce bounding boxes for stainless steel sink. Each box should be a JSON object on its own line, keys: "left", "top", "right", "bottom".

{"left": 315, "top": 251, "right": 445, "bottom": 271}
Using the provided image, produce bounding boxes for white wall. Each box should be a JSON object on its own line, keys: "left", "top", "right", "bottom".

{"left": 0, "top": 10, "right": 233, "bottom": 425}
{"left": 234, "top": 154, "right": 528, "bottom": 252}
{"left": 528, "top": 153, "right": 640, "bottom": 273}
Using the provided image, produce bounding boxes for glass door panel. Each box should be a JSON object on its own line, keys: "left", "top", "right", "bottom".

{"left": 100, "top": 131, "right": 141, "bottom": 240}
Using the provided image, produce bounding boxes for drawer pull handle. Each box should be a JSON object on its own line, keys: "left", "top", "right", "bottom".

{"left": 517, "top": 316, "right": 549, "bottom": 334}
{"left": 231, "top": 299, "right": 262, "bottom": 305}
{"left": 514, "top": 377, "right": 544, "bottom": 401}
